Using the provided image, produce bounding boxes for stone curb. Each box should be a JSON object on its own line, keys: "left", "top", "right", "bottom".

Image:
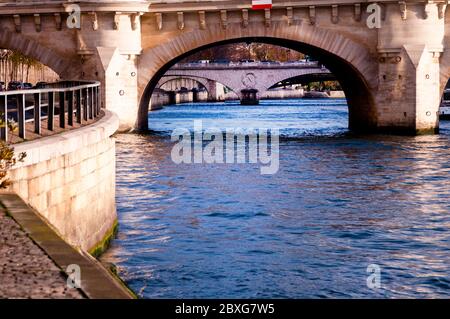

{"left": 0, "top": 193, "right": 134, "bottom": 299}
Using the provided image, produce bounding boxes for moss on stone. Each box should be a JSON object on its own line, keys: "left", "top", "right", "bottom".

{"left": 87, "top": 219, "right": 138, "bottom": 298}
{"left": 88, "top": 219, "right": 118, "bottom": 258}
{"left": 104, "top": 262, "right": 139, "bottom": 299}
{"left": 416, "top": 127, "right": 439, "bottom": 135}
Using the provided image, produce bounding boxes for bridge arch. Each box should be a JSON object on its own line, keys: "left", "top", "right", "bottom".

{"left": 158, "top": 75, "right": 239, "bottom": 99}
{"left": 158, "top": 76, "right": 210, "bottom": 92}
{"left": 0, "top": 28, "right": 79, "bottom": 78}
{"left": 259, "top": 68, "right": 335, "bottom": 93}
{"left": 440, "top": 37, "right": 450, "bottom": 97}
{"left": 163, "top": 65, "right": 332, "bottom": 100}
{"left": 138, "top": 22, "right": 378, "bottom": 131}
{"left": 268, "top": 73, "right": 337, "bottom": 90}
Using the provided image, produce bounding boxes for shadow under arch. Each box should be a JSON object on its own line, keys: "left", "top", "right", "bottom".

{"left": 268, "top": 73, "right": 338, "bottom": 90}
{"left": 139, "top": 36, "right": 377, "bottom": 132}
{"left": 0, "top": 28, "right": 79, "bottom": 78}
{"left": 158, "top": 76, "right": 208, "bottom": 91}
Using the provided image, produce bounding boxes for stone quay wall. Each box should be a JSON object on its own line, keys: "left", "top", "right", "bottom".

{"left": 7, "top": 111, "right": 119, "bottom": 253}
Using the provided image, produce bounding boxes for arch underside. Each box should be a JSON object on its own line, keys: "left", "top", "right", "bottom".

{"left": 158, "top": 76, "right": 209, "bottom": 92}
{"left": 269, "top": 73, "right": 338, "bottom": 89}
{"left": 0, "top": 28, "right": 79, "bottom": 78}
{"left": 138, "top": 22, "right": 378, "bottom": 131}
{"left": 440, "top": 34, "right": 450, "bottom": 96}
{"left": 158, "top": 75, "right": 235, "bottom": 96}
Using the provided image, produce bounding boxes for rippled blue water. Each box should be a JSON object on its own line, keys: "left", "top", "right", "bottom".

{"left": 101, "top": 99, "right": 450, "bottom": 298}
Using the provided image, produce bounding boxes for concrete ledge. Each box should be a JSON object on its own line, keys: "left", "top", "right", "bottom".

{"left": 13, "top": 110, "right": 119, "bottom": 168}
{"left": 0, "top": 193, "right": 134, "bottom": 299}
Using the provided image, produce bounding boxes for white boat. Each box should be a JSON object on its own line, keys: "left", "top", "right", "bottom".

{"left": 440, "top": 89, "right": 450, "bottom": 119}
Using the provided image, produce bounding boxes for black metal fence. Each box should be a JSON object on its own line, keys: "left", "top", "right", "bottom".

{"left": 0, "top": 81, "right": 101, "bottom": 142}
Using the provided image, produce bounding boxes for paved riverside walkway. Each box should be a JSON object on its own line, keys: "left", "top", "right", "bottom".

{"left": 0, "top": 193, "right": 134, "bottom": 299}
{"left": 0, "top": 201, "right": 84, "bottom": 298}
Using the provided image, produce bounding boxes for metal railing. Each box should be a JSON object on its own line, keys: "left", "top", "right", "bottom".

{"left": 0, "top": 80, "right": 101, "bottom": 142}
{"left": 171, "top": 61, "right": 324, "bottom": 70}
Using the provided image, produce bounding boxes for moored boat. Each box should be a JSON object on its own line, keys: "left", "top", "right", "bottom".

{"left": 440, "top": 88, "right": 450, "bottom": 120}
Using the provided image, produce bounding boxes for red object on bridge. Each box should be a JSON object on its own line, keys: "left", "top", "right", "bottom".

{"left": 252, "top": 0, "right": 272, "bottom": 10}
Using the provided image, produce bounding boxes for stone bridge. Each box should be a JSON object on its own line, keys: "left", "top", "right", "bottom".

{"left": 1, "top": 0, "right": 450, "bottom": 134}
{"left": 159, "top": 61, "right": 331, "bottom": 101}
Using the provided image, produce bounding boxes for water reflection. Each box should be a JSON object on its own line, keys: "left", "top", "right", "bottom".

{"left": 101, "top": 99, "right": 450, "bottom": 298}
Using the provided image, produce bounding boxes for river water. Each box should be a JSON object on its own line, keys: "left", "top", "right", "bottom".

{"left": 101, "top": 99, "right": 450, "bottom": 298}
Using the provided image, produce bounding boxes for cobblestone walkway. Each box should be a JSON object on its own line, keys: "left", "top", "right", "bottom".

{"left": 0, "top": 207, "right": 84, "bottom": 299}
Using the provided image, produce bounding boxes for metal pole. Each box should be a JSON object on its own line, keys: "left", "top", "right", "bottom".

{"left": 59, "top": 91, "right": 65, "bottom": 128}
{"left": 34, "top": 92, "right": 41, "bottom": 134}
{"left": 48, "top": 91, "right": 54, "bottom": 131}
{"left": 89, "top": 87, "right": 93, "bottom": 120}
{"left": 76, "top": 89, "right": 82, "bottom": 124}
{"left": 0, "top": 95, "right": 7, "bottom": 141}
{"left": 18, "top": 94, "right": 25, "bottom": 139}
{"left": 93, "top": 86, "right": 97, "bottom": 117}
{"left": 83, "top": 88, "right": 88, "bottom": 121}
{"left": 68, "top": 90, "right": 74, "bottom": 126}
{"left": 96, "top": 85, "right": 101, "bottom": 115}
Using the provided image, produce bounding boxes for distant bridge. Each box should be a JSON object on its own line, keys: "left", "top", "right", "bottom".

{"left": 160, "top": 61, "right": 332, "bottom": 102}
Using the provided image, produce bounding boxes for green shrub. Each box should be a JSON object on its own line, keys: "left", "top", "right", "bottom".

{"left": 0, "top": 116, "right": 26, "bottom": 188}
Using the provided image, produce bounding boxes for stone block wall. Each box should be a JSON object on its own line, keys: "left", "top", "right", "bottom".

{"left": 7, "top": 111, "right": 119, "bottom": 253}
